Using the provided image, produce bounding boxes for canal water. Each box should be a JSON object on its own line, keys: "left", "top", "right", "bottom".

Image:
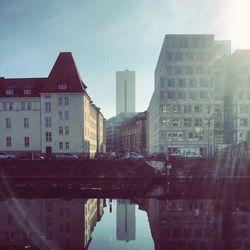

{"left": 0, "top": 196, "right": 249, "bottom": 250}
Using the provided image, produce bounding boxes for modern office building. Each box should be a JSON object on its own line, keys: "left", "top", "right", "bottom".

{"left": 116, "top": 70, "right": 135, "bottom": 115}
{"left": 116, "top": 199, "right": 136, "bottom": 241}
{"left": 146, "top": 198, "right": 223, "bottom": 250}
{"left": 224, "top": 50, "right": 250, "bottom": 145}
{"left": 0, "top": 52, "right": 105, "bottom": 158}
{"left": 148, "top": 34, "right": 230, "bottom": 156}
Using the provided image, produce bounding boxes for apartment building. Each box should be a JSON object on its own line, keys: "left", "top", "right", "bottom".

{"left": 0, "top": 198, "right": 104, "bottom": 249}
{"left": 148, "top": 34, "right": 230, "bottom": 156}
{"left": 118, "top": 111, "right": 147, "bottom": 156}
{"left": 0, "top": 52, "right": 105, "bottom": 158}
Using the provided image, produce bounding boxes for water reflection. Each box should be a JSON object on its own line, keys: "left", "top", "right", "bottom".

{"left": 116, "top": 200, "right": 135, "bottom": 241}
{"left": 0, "top": 198, "right": 104, "bottom": 249}
{"left": 1, "top": 197, "right": 250, "bottom": 249}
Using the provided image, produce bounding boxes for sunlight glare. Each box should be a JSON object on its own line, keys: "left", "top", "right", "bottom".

{"left": 230, "top": 0, "right": 250, "bottom": 49}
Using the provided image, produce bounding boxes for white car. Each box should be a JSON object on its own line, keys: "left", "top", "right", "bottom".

{"left": 0, "top": 152, "right": 15, "bottom": 159}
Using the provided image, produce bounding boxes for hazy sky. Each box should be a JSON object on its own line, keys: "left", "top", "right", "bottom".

{"left": 0, "top": 0, "right": 249, "bottom": 118}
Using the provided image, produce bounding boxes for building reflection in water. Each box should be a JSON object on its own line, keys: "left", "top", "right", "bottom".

{"left": 0, "top": 198, "right": 104, "bottom": 249}
{"left": 116, "top": 199, "right": 136, "bottom": 241}
{"left": 146, "top": 199, "right": 223, "bottom": 250}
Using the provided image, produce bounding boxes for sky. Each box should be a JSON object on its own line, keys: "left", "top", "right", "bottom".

{"left": 0, "top": 0, "right": 250, "bottom": 118}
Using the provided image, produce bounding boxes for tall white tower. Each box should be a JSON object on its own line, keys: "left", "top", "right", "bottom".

{"left": 116, "top": 70, "right": 135, "bottom": 115}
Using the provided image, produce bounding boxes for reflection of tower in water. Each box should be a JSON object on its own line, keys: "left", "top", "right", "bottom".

{"left": 116, "top": 199, "right": 136, "bottom": 241}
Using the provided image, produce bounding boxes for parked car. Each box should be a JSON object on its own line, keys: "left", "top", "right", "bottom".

{"left": 0, "top": 152, "right": 16, "bottom": 159}
{"left": 56, "top": 153, "right": 78, "bottom": 159}
{"left": 121, "top": 152, "right": 144, "bottom": 160}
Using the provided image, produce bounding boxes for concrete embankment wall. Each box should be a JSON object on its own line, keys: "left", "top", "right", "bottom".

{"left": 0, "top": 159, "right": 155, "bottom": 179}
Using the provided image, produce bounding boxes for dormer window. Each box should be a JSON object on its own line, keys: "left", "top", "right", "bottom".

{"left": 23, "top": 89, "right": 31, "bottom": 95}
{"left": 5, "top": 89, "right": 13, "bottom": 95}
{"left": 58, "top": 84, "right": 67, "bottom": 90}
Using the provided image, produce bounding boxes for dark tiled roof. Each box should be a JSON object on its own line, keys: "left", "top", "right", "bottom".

{"left": 0, "top": 52, "right": 87, "bottom": 97}
{"left": 0, "top": 77, "right": 46, "bottom": 97}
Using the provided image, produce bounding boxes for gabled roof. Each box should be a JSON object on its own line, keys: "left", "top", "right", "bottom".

{"left": 42, "top": 52, "right": 87, "bottom": 93}
{"left": 0, "top": 52, "right": 87, "bottom": 97}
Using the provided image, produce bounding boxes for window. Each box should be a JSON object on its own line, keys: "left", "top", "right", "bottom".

{"left": 165, "top": 65, "right": 173, "bottom": 74}
{"left": 240, "top": 118, "right": 248, "bottom": 127}
{"left": 59, "top": 127, "right": 63, "bottom": 135}
{"left": 45, "top": 117, "right": 52, "bottom": 128}
{"left": 65, "top": 111, "right": 69, "bottom": 120}
{"left": 167, "top": 79, "right": 174, "bottom": 88}
{"left": 65, "top": 126, "right": 69, "bottom": 135}
{"left": 162, "top": 105, "right": 170, "bottom": 113}
{"left": 24, "top": 118, "right": 29, "bottom": 128}
{"left": 172, "top": 119, "right": 180, "bottom": 127}
{"left": 189, "top": 91, "right": 197, "bottom": 100}
{"left": 186, "top": 66, "right": 194, "bottom": 75}
{"left": 196, "top": 66, "right": 204, "bottom": 74}
{"left": 184, "top": 118, "right": 192, "bottom": 127}
{"left": 200, "top": 91, "right": 208, "bottom": 99}
{"left": 200, "top": 78, "right": 208, "bottom": 87}
{"left": 5, "top": 89, "right": 13, "bottom": 95}
{"left": 173, "top": 105, "right": 180, "bottom": 113}
{"left": 59, "top": 142, "right": 63, "bottom": 149}
{"left": 189, "top": 78, "right": 197, "bottom": 87}
{"left": 24, "top": 137, "right": 29, "bottom": 147}
{"left": 27, "top": 102, "right": 31, "bottom": 110}
{"left": 45, "top": 102, "right": 51, "bottom": 112}
{"left": 6, "top": 137, "right": 11, "bottom": 147}
{"left": 184, "top": 105, "right": 192, "bottom": 113}
{"left": 3, "top": 102, "right": 7, "bottom": 111}
{"left": 175, "top": 65, "right": 183, "bottom": 75}
{"left": 58, "top": 84, "right": 67, "bottom": 90}
{"left": 166, "top": 52, "right": 173, "bottom": 61}
{"left": 21, "top": 102, "right": 25, "bottom": 110}
{"left": 194, "top": 118, "right": 203, "bottom": 127}
{"left": 194, "top": 105, "right": 202, "bottom": 113}
{"left": 45, "top": 132, "right": 52, "bottom": 142}
{"left": 162, "top": 119, "right": 170, "bottom": 127}
{"left": 167, "top": 91, "right": 175, "bottom": 99}
{"left": 175, "top": 52, "right": 183, "bottom": 61}
{"left": 178, "top": 79, "right": 186, "bottom": 88}
{"left": 178, "top": 91, "right": 186, "bottom": 99}
{"left": 59, "top": 111, "right": 63, "bottom": 120}
{"left": 65, "top": 142, "right": 69, "bottom": 149}
{"left": 58, "top": 97, "right": 63, "bottom": 105}
{"left": 6, "top": 118, "right": 11, "bottom": 128}
{"left": 23, "top": 89, "right": 31, "bottom": 95}
{"left": 9, "top": 102, "right": 13, "bottom": 110}
{"left": 64, "top": 97, "right": 69, "bottom": 105}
